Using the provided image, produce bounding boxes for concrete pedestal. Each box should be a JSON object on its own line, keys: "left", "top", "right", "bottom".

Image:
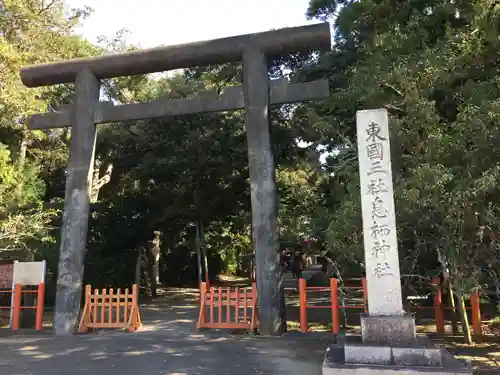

{"left": 322, "top": 315, "right": 472, "bottom": 375}
{"left": 323, "top": 345, "right": 472, "bottom": 375}
{"left": 344, "top": 335, "right": 442, "bottom": 367}
{"left": 361, "top": 314, "right": 417, "bottom": 345}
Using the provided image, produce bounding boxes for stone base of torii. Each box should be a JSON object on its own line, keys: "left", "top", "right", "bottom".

{"left": 321, "top": 109, "right": 471, "bottom": 375}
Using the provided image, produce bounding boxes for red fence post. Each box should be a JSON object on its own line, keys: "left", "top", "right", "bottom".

{"left": 12, "top": 283, "right": 22, "bottom": 331}
{"left": 35, "top": 283, "right": 45, "bottom": 331}
{"left": 330, "top": 278, "right": 340, "bottom": 334}
{"left": 299, "top": 278, "right": 308, "bottom": 333}
{"left": 362, "top": 278, "right": 367, "bottom": 312}
{"left": 432, "top": 277, "right": 445, "bottom": 335}
{"left": 470, "top": 290, "right": 482, "bottom": 339}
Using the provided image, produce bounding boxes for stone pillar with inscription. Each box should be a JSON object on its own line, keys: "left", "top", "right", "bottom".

{"left": 356, "top": 108, "right": 414, "bottom": 342}
{"left": 322, "top": 108, "right": 472, "bottom": 375}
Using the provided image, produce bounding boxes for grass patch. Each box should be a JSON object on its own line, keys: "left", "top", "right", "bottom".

{"left": 483, "top": 316, "right": 500, "bottom": 336}
{"left": 286, "top": 319, "right": 331, "bottom": 332}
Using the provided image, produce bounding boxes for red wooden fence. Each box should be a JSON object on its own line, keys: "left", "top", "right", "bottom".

{"left": 78, "top": 284, "right": 141, "bottom": 333}
{"left": 197, "top": 282, "right": 258, "bottom": 332}
{"left": 299, "top": 277, "right": 483, "bottom": 338}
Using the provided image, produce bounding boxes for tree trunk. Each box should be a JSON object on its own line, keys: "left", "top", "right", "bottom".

{"left": 487, "top": 268, "right": 500, "bottom": 312}
{"left": 17, "top": 129, "right": 38, "bottom": 329}
{"left": 148, "top": 253, "right": 159, "bottom": 297}
{"left": 195, "top": 220, "right": 203, "bottom": 286}
{"left": 15, "top": 129, "right": 28, "bottom": 204}
{"left": 135, "top": 248, "right": 145, "bottom": 287}
{"left": 90, "top": 159, "right": 113, "bottom": 203}
{"left": 200, "top": 222, "right": 209, "bottom": 283}
{"left": 448, "top": 283, "right": 460, "bottom": 336}
{"left": 280, "top": 266, "right": 287, "bottom": 333}
{"left": 153, "top": 256, "right": 159, "bottom": 288}
{"left": 456, "top": 290, "right": 473, "bottom": 344}
{"left": 148, "top": 262, "right": 157, "bottom": 297}
{"left": 148, "top": 231, "right": 162, "bottom": 298}
{"left": 18, "top": 130, "right": 28, "bottom": 167}
{"left": 250, "top": 255, "right": 256, "bottom": 282}
{"left": 329, "top": 259, "right": 347, "bottom": 328}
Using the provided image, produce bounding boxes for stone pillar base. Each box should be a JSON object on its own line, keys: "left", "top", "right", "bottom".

{"left": 343, "top": 335, "right": 443, "bottom": 367}
{"left": 361, "top": 314, "right": 416, "bottom": 345}
{"left": 322, "top": 315, "right": 470, "bottom": 371}
{"left": 323, "top": 344, "right": 473, "bottom": 375}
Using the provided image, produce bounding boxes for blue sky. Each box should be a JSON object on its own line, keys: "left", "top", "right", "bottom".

{"left": 68, "top": 0, "right": 317, "bottom": 48}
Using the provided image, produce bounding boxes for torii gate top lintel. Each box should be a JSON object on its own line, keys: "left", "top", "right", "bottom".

{"left": 20, "top": 23, "right": 331, "bottom": 88}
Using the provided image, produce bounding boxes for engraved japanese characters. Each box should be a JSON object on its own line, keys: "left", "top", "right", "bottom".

{"left": 357, "top": 108, "right": 404, "bottom": 316}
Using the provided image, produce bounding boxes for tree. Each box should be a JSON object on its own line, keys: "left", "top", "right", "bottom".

{"left": 0, "top": 143, "right": 55, "bottom": 259}
{"left": 0, "top": 0, "right": 101, "bottom": 300}
{"left": 303, "top": 0, "right": 500, "bottom": 342}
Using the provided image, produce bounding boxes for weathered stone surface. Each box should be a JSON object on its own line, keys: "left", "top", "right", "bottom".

{"left": 393, "top": 347, "right": 443, "bottom": 367}
{"left": 20, "top": 23, "right": 331, "bottom": 87}
{"left": 361, "top": 315, "right": 416, "bottom": 345}
{"left": 344, "top": 344, "right": 392, "bottom": 365}
{"left": 343, "top": 335, "right": 443, "bottom": 367}
{"left": 323, "top": 346, "right": 472, "bottom": 375}
{"left": 243, "top": 47, "right": 283, "bottom": 336}
{"left": 53, "top": 70, "right": 99, "bottom": 336}
{"left": 357, "top": 108, "right": 404, "bottom": 316}
{"left": 28, "top": 79, "right": 329, "bottom": 129}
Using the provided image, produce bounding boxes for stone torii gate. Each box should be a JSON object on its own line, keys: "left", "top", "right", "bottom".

{"left": 20, "top": 23, "right": 331, "bottom": 336}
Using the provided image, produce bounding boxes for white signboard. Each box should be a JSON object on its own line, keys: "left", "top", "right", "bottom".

{"left": 9, "top": 260, "right": 46, "bottom": 327}
{"left": 357, "top": 108, "right": 403, "bottom": 316}
{"left": 12, "top": 261, "right": 46, "bottom": 285}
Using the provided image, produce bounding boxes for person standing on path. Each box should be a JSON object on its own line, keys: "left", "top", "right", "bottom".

{"left": 291, "top": 251, "right": 304, "bottom": 279}
{"left": 280, "top": 249, "right": 290, "bottom": 272}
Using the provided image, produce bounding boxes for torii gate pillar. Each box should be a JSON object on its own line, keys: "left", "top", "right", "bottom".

{"left": 55, "top": 70, "right": 100, "bottom": 335}
{"left": 243, "top": 47, "right": 280, "bottom": 335}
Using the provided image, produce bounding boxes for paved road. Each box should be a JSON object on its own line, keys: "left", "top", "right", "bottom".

{"left": 0, "top": 287, "right": 333, "bottom": 375}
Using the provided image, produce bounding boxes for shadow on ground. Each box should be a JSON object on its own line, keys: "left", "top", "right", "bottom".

{"left": 285, "top": 274, "right": 500, "bottom": 375}
{"left": 0, "top": 280, "right": 498, "bottom": 375}
{"left": 0, "top": 287, "right": 334, "bottom": 375}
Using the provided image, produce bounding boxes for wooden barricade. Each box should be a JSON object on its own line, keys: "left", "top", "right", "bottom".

{"left": 78, "top": 284, "right": 141, "bottom": 333}
{"left": 197, "top": 282, "right": 258, "bottom": 332}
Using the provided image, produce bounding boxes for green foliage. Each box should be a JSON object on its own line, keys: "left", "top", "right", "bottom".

{"left": 303, "top": 0, "right": 500, "bottom": 299}
{"left": 0, "top": 0, "right": 99, "bottom": 264}
{"left": 1, "top": 0, "right": 499, "bottom": 325}
{"left": 277, "top": 165, "right": 322, "bottom": 242}
{"left": 0, "top": 143, "right": 55, "bottom": 257}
